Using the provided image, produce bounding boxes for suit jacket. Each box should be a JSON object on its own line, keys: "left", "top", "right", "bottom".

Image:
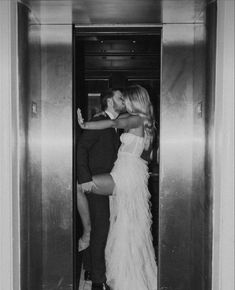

{"left": 77, "top": 113, "right": 120, "bottom": 184}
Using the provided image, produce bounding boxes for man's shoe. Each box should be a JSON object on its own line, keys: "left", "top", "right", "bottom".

{"left": 91, "top": 282, "right": 110, "bottom": 290}
{"left": 84, "top": 270, "right": 91, "bottom": 281}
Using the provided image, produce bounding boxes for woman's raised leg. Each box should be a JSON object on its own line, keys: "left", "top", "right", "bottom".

{"left": 76, "top": 174, "right": 114, "bottom": 251}
{"left": 91, "top": 174, "right": 115, "bottom": 195}
{"left": 77, "top": 183, "right": 91, "bottom": 251}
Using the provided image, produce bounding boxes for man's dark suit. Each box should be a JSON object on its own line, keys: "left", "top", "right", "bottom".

{"left": 77, "top": 113, "right": 119, "bottom": 284}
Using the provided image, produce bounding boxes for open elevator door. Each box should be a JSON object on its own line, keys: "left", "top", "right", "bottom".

{"left": 73, "top": 25, "right": 161, "bottom": 288}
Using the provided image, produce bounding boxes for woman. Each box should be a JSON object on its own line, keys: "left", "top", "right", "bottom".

{"left": 77, "top": 85, "right": 158, "bottom": 290}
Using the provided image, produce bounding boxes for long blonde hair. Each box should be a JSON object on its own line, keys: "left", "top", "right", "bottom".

{"left": 123, "top": 85, "right": 156, "bottom": 150}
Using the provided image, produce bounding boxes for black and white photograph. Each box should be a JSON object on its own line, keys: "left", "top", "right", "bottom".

{"left": 0, "top": 0, "right": 234, "bottom": 290}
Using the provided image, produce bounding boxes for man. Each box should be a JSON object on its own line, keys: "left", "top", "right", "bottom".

{"left": 77, "top": 88, "right": 125, "bottom": 290}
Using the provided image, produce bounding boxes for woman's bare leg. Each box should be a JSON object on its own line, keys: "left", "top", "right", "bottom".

{"left": 91, "top": 174, "right": 115, "bottom": 195}
{"left": 76, "top": 174, "right": 115, "bottom": 250}
{"left": 77, "top": 183, "right": 91, "bottom": 251}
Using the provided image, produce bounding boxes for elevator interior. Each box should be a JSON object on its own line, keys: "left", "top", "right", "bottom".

{"left": 18, "top": 0, "right": 216, "bottom": 290}
{"left": 74, "top": 29, "right": 161, "bottom": 284}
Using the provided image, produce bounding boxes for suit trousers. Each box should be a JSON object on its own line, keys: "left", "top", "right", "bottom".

{"left": 83, "top": 193, "right": 110, "bottom": 284}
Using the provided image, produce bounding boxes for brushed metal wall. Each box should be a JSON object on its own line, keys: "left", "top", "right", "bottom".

{"left": 18, "top": 3, "right": 73, "bottom": 289}
{"left": 159, "top": 23, "right": 209, "bottom": 290}
{"left": 40, "top": 25, "right": 73, "bottom": 290}
{"left": 18, "top": 4, "right": 43, "bottom": 289}
{"left": 18, "top": 2, "right": 213, "bottom": 289}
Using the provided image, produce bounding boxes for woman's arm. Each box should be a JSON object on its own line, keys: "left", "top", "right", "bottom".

{"left": 77, "top": 108, "right": 142, "bottom": 130}
{"left": 117, "top": 112, "right": 130, "bottom": 119}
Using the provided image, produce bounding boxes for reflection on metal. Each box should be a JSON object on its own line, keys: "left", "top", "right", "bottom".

{"left": 39, "top": 25, "right": 73, "bottom": 45}
{"left": 40, "top": 24, "right": 73, "bottom": 290}
{"left": 20, "top": 0, "right": 207, "bottom": 26}
{"left": 162, "top": 0, "right": 206, "bottom": 24}
{"left": 160, "top": 23, "right": 209, "bottom": 290}
{"left": 18, "top": 3, "right": 73, "bottom": 289}
{"left": 18, "top": 4, "right": 43, "bottom": 289}
{"left": 18, "top": 0, "right": 213, "bottom": 289}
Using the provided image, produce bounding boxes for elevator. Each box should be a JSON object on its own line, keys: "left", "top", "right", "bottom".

{"left": 74, "top": 28, "right": 161, "bottom": 287}
{"left": 17, "top": 0, "right": 217, "bottom": 289}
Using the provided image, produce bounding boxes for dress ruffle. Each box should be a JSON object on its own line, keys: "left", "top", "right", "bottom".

{"left": 107, "top": 152, "right": 158, "bottom": 290}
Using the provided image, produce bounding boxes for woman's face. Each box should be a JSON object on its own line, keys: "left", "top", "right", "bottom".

{"left": 124, "top": 98, "right": 133, "bottom": 114}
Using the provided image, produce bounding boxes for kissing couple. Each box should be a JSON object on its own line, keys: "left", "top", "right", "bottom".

{"left": 77, "top": 85, "right": 158, "bottom": 290}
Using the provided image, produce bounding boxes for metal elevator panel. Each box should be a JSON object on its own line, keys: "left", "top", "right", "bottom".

{"left": 18, "top": 3, "right": 73, "bottom": 289}
{"left": 17, "top": 0, "right": 214, "bottom": 289}
{"left": 40, "top": 25, "right": 73, "bottom": 290}
{"left": 159, "top": 23, "right": 209, "bottom": 290}
{"left": 18, "top": 4, "right": 43, "bottom": 289}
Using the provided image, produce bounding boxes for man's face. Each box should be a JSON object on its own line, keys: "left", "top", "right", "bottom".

{"left": 112, "top": 90, "right": 126, "bottom": 113}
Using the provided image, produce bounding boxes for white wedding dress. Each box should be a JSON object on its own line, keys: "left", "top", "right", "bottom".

{"left": 106, "top": 132, "right": 158, "bottom": 290}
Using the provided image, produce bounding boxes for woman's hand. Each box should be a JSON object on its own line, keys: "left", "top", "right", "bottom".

{"left": 77, "top": 108, "right": 85, "bottom": 128}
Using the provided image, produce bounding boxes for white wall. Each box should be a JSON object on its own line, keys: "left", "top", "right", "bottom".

{"left": 212, "top": 0, "right": 234, "bottom": 289}
{"left": 0, "top": 1, "right": 20, "bottom": 290}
